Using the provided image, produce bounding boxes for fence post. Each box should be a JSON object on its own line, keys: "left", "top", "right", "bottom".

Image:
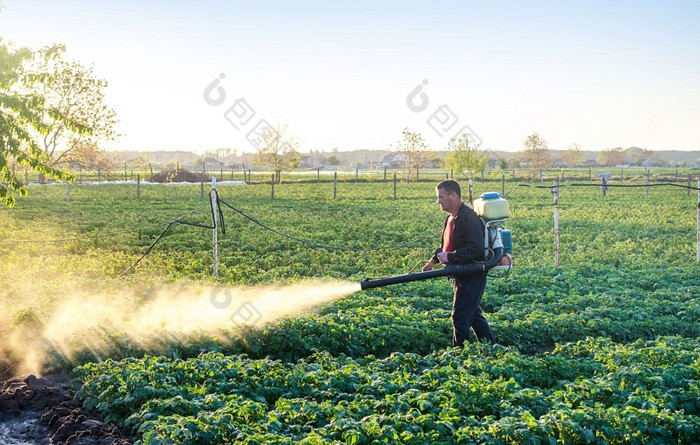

{"left": 601, "top": 176, "right": 607, "bottom": 197}
{"left": 646, "top": 171, "right": 650, "bottom": 197}
{"left": 271, "top": 174, "right": 275, "bottom": 200}
{"left": 688, "top": 174, "right": 692, "bottom": 197}
{"left": 334, "top": 172, "right": 338, "bottom": 199}
{"left": 393, "top": 173, "right": 397, "bottom": 200}
{"left": 124, "top": 162, "right": 128, "bottom": 181}
{"left": 356, "top": 168, "right": 359, "bottom": 181}
{"left": 417, "top": 166, "right": 420, "bottom": 181}
{"left": 468, "top": 179, "right": 473, "bottom": 206}
{"left": 501, "top": 174, "right": 505, "bottom": 196}
{"left": 317, "top": 168, "right": 320, "bottom": 182}
{"left": 137, "top": 174, "right": 141, "bottom": 199}
{"left": 480, "top": 170, "right": 484, "bottom": 181}
{"left": 451, "top": 169, "right": 454, "bottom": 179}
{"left": 98, "top": 167, "right": 101, "bottom": 181}
{"left": 621, "top": 168, "right": 624, "bottom": 183}
{"left": 200, "top": 178, "right": 204, "bottom": 199}
{"left": 66, "top": 183, "right": 70, "bottom": 202}
{"left": 211, "top": 177, "right": 218, "bottom": 279}
{"left": 553, "top": 181, "right": 560, "bottom": 267}
{"left": 384, "top": 167, "right": 387, "bottom": 181}
{"left": 589, "top": 168, "right": 592, "bottom": 181}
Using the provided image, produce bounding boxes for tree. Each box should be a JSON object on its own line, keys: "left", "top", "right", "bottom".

{"left": 597, "top": 147, "right": 625, "bottom": 166}
{"left": 26, "top": 57, "right": 118, "bottom": 167}
{"left": 443, "top": 132, "right": 488, "bottom": 180}
{"left": 0, "top": 39, "right": 88, "bottom": 206}
{"left": 61, "top": 140, "right": 118, "bottom": 173}
{"left": 395, "top": 127, "right": 433, "bottom": 181}
{"left": 561, "top": 143, "right": 585, "bottom": 167}
{"left": 251, "top": 122, "right": 301, "bottom": 182}
{"left": 522, "top": 133, "right": 551, "bottom": 180}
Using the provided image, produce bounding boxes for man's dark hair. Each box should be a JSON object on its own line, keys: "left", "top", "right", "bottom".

{"left": 436, "top": 179, "right": 461, "bottom": 197}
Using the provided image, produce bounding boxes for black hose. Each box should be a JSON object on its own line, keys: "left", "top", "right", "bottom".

{"left": 360, "top": 248, "right": 504, "bottom": 290}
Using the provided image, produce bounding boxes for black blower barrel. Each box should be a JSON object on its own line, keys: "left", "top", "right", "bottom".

{"left": 361, "top": 248, "right": 504, "bottom": 291}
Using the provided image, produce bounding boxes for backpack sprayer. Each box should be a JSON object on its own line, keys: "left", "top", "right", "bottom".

{"left": 360, "top": 192, "right": 513, "bottom": 291}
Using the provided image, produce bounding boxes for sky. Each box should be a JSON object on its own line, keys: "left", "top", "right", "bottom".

{"left": 1, "top": 0, "right": 699, "bottom": 153}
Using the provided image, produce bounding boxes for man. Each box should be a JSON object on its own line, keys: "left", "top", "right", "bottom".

{"left": 422, "top": 179, "right": 496, "bottom": 346}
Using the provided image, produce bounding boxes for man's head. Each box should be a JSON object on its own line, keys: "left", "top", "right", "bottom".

{"left": 436, "top": 179, "right": 462, "bottom": 214}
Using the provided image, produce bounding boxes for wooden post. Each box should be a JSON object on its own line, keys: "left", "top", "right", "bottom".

{"left": 480, "top": 170, "right": 484, "bottom": 181}
{"left": 137, "top": 174, "right": 141, "bottom": 200}
{"left": 501, "top": 174, "right": 505, "bottom": 196}
{"left": 646, "top": 170, "right": 650, "bottom": 197}
{"left": 553, "top": 181, "right": 560, "bottom": 267}
{"left": 334, "top": 172, "right": 337, "bottom": 199}
{"left": 393, "top": 173, "right": 397, "bottom": 200}
{"left": 620, "top": 168, "right": 624, "bottom": 184}
{"left": 317, "top": 168, "right": 320, "bottom": 182}
{"left": 468, "top": 179, "right": 473, "bottom": 206}
{"left": 445, "top": 172, "right": 449, "bottom": 179}
{"left": 675, "top": 168, "right": 678, "bottom": 182}
{"left": 356, "top": 168, "right": 359, "bottom": 181}
{"left": 271, "top": 174, "right": 275, "bottom": 200}
{"left": 124, "top": 162, "right": 128, "bottom": 181}
{"left": 200, "top": 178, "right": 204, "bottom": 199}
{"left": 211, "top": 177, "right": 218, "bottom": 279}
{"left": 601, "top": 176, "right": 608, "bottom": 197}
{"left": 451, "top": 169, "right": 454, "bottom": 179}
{"left": 589, "top": 168, "right": 592, "bottom": 181}
{"left": 248, "top": 169, "right": 251, "bottom": 182}
{"left": 384, "top": 167, "right": 387, "bottom": 181}
{"left": 98, "top": 167, "right": 101, "bottom": 181}
{"left": 66, "top": 183, "right": 70, "bottom": 202}
{"left": 416, "top": 166, "right": 420, "bottom": 181}
{"left": 230, "top": 167, "right": 234, "bottom": 180}
{"left": 688, "top": 174, "right": 692, "bottom": 197}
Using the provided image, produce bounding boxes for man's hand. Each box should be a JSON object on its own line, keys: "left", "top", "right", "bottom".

{"left": 437, "top": 251, "right": 451, "bottom": 263}
{"left": 422, "top": 262, "right": 434, "bottom": 272}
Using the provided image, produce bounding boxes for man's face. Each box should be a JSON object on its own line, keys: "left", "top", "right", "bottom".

{"left": 436, "top": 188, "right": 457, "bottom": 213}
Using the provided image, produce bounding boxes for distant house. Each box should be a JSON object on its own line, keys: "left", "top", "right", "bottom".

{"left": 693, "top": 158, "right": 700, "bottom": 169}
{"left": 487, "top": 158, "right": 499, "bottom": 169}
{"left": 381, "top": 153, "right": 409, "bottom": 168}
{"left": 299, "top": 156, "right": 322, "bottom": 168}
{"left": 553, "top": 161, "right": 568, "bottom": 168}
{"left": 193, "top": 156, "right": 225, "bottom": 171}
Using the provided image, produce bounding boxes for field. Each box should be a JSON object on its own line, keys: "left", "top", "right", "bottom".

{"left": 1, "top": 178, "right": 699, "bottom": 444}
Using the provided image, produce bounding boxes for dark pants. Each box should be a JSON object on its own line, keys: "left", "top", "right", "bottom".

{"left": 451, "top": 272, "right": 495, "bottom": 346}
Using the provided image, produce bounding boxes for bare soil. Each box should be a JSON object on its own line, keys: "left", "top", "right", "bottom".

{"left": 0, "top": 373, "right": 132, "bottom": 445}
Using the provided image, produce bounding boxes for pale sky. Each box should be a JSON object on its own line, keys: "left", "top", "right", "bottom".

{"left": 1, "top": 0, "right": 699, "bottom": 153}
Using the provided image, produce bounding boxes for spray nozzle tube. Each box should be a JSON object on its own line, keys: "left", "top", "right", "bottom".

{"left": 360, "top": 248, "right": 504, "bottom": 291}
